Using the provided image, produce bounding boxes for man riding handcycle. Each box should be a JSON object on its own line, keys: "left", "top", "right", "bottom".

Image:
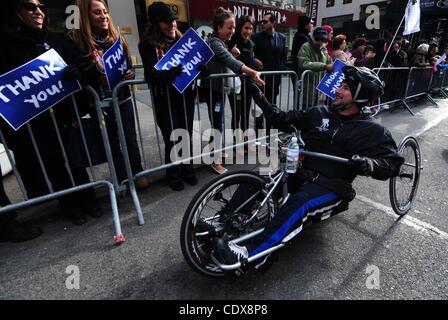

{"left": 181, "top": 66, "right": 409, "bottom": 277}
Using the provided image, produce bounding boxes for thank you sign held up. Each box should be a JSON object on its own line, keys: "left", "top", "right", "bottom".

{"left": 103, "top": 37, "right": 127, "bottom": 90}
{"left": 317, "top": 59, "right": 347, "bottom": 101}
{"left": 0, "top": 49, "right": 81, "bottom": 131}
{"left": 154, "top": 28, "right": 215, "bottom": 93}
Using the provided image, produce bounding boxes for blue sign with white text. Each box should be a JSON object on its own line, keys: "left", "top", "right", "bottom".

{"left": 103, "top": 37, "right": 127, "bottom": 90}
{"left": 316, "top": 59, "right": 347, "bottom": 100}
{"left": 0, "top": 49, "right": 81, "bottom": 131}
{"left": 154, "top": 28, "right": 215, "bottom": 94}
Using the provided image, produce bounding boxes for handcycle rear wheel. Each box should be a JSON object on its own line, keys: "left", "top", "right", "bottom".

{"left": 389, "top": 136, "right": 422, "bottom": 216}
{"left": 180, "top": 170, "right": 278, "bottom": 278}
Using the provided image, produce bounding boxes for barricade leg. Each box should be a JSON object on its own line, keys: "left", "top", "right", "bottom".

{"left": 111, "top": 96, "right": 144, "bottom": 225}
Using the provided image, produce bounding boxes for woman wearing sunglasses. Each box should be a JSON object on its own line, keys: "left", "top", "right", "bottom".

{"left": 0, "top": 0, "right": 104, "bottom": 233}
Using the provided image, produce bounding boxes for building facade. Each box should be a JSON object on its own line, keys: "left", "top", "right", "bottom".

{"left": 315, "top": 0, "right": 447, "bottom": 45}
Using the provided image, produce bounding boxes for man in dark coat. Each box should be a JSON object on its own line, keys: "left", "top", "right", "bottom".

{"left": 291, "top": 15, "right": 314, "bottom": 77}
{"left": 212, "top": 66, "right": 404, "bottom": 265}
{"left": 252, "top": 13, "right": 287, "bottom": 138}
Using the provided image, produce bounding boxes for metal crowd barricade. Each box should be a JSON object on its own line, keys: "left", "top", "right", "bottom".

{"left": 372, "top": 67, "right": 410, "bottom": 111}
{"left": 110, "top": 71, "right": 298, "bottom": 226}
{"left": 298, "top": 70, "right": 330, "bottom": 110}
{"left": 442, "top": 67, "right": 448, "bottom": 94}
{"left": 402, "top": 67, "right": 438, "bottom": 113}
{"left": 0, "top": 87, "right": 125, "bottom": 244}
{"left": 429, "top": 67, "right": 448, "bottom": 99}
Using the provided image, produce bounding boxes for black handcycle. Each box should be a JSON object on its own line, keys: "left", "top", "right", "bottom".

{"left": 180, "top": 132, "right": 422, "bottom": 278}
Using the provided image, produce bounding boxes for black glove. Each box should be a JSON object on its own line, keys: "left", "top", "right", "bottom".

{"left": 198, "top": 64, "right": 210, "bottom": 78}
{"left": 250, "top": 83, "right": 273, "bottom": 113}
{"left": 296, "top": 168, "right": 319, "bottom": 183}
{"left": 163, "top": 65, "right": 183, "bottom": 81}
{"left": 153, "top": 65, "right": 183, "bottom": 83}
{"left": 350, "top": 155, "right": 375, "bottom": 176}
{"left": 63, "top": 65, "right": 82, "bottom": 81}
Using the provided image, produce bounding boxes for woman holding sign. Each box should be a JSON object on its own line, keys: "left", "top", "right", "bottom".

{"left": 202, "top": 8, "right": 265, "bottom": 175}
{"left": 0, "top": 0, "right": 105, "bottom": 228}
{"left": 138, "top": 2, "right": 197, "bottom": 192}
{"left": 66, "top": 0, "right": 148, "bottom": 189}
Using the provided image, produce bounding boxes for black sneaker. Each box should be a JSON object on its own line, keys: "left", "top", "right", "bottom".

{"left": 212, "top": 238, "right": 249, "bottom": 265}
{"left": 70, "top": 212, "right": 88, "bottom": 226}
{"left": 0, "top": 221, "right": 43, "bottom": 243}
{"left": 167, "top": 178, "right": 184, "bottom": 191}
{"left": 86, "top": 206, "right": 103, "bottom": 218}
{"left": 183, "top": 174, "right": 198, "bottom": 186}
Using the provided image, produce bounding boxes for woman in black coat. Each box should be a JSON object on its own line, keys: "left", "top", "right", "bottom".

{"left": 0, "top": 0, "right": 100, "bottom": 229}
{"left": 138, "top": 2, "right": 197, "bottom": 191}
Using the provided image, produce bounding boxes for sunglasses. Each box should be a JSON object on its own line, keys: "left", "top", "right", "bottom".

{"left": 20, "top": 2, "right": 46, "bottom": 13}
{"left": 261, "top": 20, "right": 270, "bottom": 24}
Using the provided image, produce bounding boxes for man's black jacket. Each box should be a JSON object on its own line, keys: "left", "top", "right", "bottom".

{"left": 252, "top": 31, "right": 287, "bottom": 71}
{"left": 265, "top": 104, "right": 404, "bottom": 200}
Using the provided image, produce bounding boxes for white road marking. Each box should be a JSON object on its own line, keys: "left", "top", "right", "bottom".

{"left": 413, "top": 108, "right": 448, "bottom": 138}
{"left": 356, "top": 195, "right": 448, "bottom": 241}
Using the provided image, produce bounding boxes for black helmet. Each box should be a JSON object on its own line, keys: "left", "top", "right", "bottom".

{"left": 342, "top": 66, "right": 384, "bottom": 106}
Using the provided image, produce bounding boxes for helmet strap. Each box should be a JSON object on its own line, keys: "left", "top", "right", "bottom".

{"left": 353, "top": 83, "right": 362, "bottom": 101}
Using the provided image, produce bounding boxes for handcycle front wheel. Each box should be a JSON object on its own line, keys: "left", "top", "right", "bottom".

{"left": 180, "top": 170, "right": 278, "bottom": 278}
{"left": 389, "top": 136, "right": 422, "bottom": 216}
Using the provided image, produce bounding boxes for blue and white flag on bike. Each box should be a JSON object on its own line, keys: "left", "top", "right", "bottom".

{"left": 316, "top": 59, "right": 347, "bottom": 101}
{"left": 154, "top": 28, "right": 215, "bottom": 94}
{"left": 0, "top": 49, "right": 81, "bottom": 131}
{"left": 103, "top": 37, "right": 127, "bottom": 90}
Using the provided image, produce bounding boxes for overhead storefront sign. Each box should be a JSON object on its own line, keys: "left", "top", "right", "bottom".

{"left": 188, "top": 0, "right": 300, "bottom": 28}
{"left": 305, "top": 0, "right": 319, "bottom": 21}
{"left": 420, "top": 0, "right": 448, "bottom": 15}
{"left": 145, "top": 0, "right": 188, "bottom": 22}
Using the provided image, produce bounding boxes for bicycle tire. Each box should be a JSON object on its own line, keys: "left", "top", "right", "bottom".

{"left": 389, "top": 136, "right": 422, "bottom": 216}
{"left": 180, "top": 170, "right": 278, "bottom": 278}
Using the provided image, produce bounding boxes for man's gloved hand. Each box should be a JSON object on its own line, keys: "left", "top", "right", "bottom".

{"left": 350, "top": 155, "right": 375, "bottom": 176}
{"left": 63, "top": 65, "right": 82, "bottom": 80}
{"left": 296, "top": 168, "right": 319, "bottom": 183}
{"left": 250, "top": 83, "right": 273, "bottom": 113}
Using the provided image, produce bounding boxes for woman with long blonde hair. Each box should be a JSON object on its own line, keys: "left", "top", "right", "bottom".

{"left": 67, "top": 0, "right": 148, "bottom": 189}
